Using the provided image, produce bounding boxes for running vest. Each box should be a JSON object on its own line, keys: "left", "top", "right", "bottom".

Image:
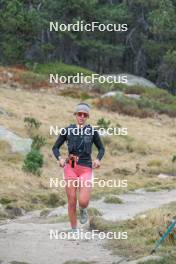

{"left": 66, "top": 124, "right": 94, "bottom": 155}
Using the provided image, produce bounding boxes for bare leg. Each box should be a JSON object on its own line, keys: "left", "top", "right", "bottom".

{"left": 65, "top": 180, "right": 78, "bottom": 228}
{"left": 78, "top": 181, "right": 92, "bottom": 209}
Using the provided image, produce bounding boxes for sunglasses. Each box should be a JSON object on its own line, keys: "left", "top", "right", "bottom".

{"left": 77, "top": 112, "right": 89, "bottom": 118}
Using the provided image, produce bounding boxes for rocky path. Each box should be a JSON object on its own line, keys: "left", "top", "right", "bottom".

{"left": 1, "top": 189, "right": 176, "bottom": 264}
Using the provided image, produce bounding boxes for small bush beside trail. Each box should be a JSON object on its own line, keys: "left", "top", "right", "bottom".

{"left": 22, "top": 149, "right": 43, "bottom": 176}
{"left": 22, "top": 117, "right": 46, "bottom": 176}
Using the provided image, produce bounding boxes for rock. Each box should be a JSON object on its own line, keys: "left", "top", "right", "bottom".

{"left": 125, "top": 93, "right": 141, "bottom": 99}
{"left": 16, "top": 88, "right": 22, "bottom": 92}
{"left": 0, "top": 107, "right": 8, "bottom": 116}
{"left": 134, "top": 188, "right": 146, "bottom": 194}
{"left": 101, "top": 91, "right": 123, "bottom": 98}
{"left": 6, "top": 207, "right": 25, "bottom": 218}
{"left": 1, "top": 70, "right": 13, "bottom": 79}
{"left": 155, "top": 122, "right": 162, "bottom": 127}
{"left": 47, "top": 206, "right": 67, "bottom": 217}
{"left": 0, "top": 125, "right": 32, "bottom": 154}
{"left": 103, "top": 73, "right": 156, "bottom": 88}
{"left": 101, "top": 91, "right": 141, "bottom": 100}
{"left": 6, "top": 71, "right": 13, "bottom": 79}
{"left": 158, "top": 173, "right": 175, "bottom": 179}
{"left": 125, "top": 74, "right": 156, "bottom": 87}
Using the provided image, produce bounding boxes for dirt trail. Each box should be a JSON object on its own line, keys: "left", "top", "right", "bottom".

{"left": 1, "top": 189, "right": 176, "bottom": 264}
{"left": 90, "top": 189, "right": 176, "bottom": 221}
{"left": 0, "top": 220, "right": 123, "bottom": 264}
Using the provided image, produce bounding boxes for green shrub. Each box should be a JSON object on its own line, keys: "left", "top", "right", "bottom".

{"left": 23, "top": 118, "right": 45, "bottom": 175}
{"left": 97, "top": 117, "right": 111, "bottom": 129}
{"left": 172, "top": 155, "right": 176, "bottom": 163}
{"left": 147, "top": 160, "right": 162, "bottom": 167}
{"left": 22, "top": 149, "right": 43, "bottom": 176}
{"left": 105, "top": 84, "right": 176, "bottom": 117}
{"left": 47, "top": 193, "right": 66, "bottom": 207}
{"left": 94, "top": 96, "right": 154, "bottom": 118}
{"left": 34, "top": 62, "right": 94, "bottom": 77}
{"left": 60, "top": 88, "right": 93, "bottom": 100}
{"left": 24, "top": 117, "right": 41, "bottom": 130}
{"left": 31, "top": 135, "right": 46, "bottom": 150}
{"left": 104, "top": 195, "right": 123, "bottom": 204}
{"left": 37, "top": 193, "right": 66, "bottom": 207}
{"left": 0, "top": 197, "right": 16, "bottom": 204}
{"left": 94, "top": 89, "right": 176, "bottom": 118}
{"left": 87, "top": 207, "right": 102, "bottom": 216}
{"left": 113, "top": 83, "right": 148, "bottom": 94}
{"left": 20, "top": 71, "right": 47, "bottom": 86}
{"left": 172, "top": 155, "right": 176, "bottom": 176}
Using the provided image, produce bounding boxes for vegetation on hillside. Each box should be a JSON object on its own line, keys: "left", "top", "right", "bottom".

{"left": 0, "top": 0, "right": 176, "bottom": 93}
{"left": 94, "top": 84, "right": 176, "bottom": 118}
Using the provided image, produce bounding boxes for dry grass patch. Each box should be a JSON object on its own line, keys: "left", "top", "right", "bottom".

{"left": 104, "top": 195, "right": 123, "bottom": 204}
{"left": 89, "top": 202, "right": 176, "bottom": 260}
{"left": 0, "top": 86, "right": 176, "bottom": 211}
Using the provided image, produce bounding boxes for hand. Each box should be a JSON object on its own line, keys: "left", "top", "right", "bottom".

{"left": 58, "top": 157, "right": 66, "bottom": 168}
{"left": 92, "top": 159, "right": 101, "bottom": 169}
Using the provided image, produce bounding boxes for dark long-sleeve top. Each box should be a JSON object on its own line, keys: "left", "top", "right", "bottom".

{"left": 52, "top": 125, "right": 105, "bottom": 168}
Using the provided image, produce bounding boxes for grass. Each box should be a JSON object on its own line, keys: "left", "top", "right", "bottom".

{"left": 0, "top": 140, "right": 24, "bottom": 164}
{"left": 104, "top": 135, "right": 151, "bottom": 156}
{"left": 94, "top": 96, "right": 155, "bottom": 118}
{"left": 63, "top": 261, "right": 96, "bottom": 264}
{"left": 88, "top": 207, "right": 102, "bottom": 216}
{"left": 31, "top": 192, "right": 66, "bottom": 207}
{"left": 33, "top": 62, "right": 94, "bottom": 77}
{"left": 91, "top": 165, "right": 176, "bottom": 200}
{"left": 60, "top": 87, "right": 94, "bottom": 100}
{"left": 10, "top": 262, "right": 30, "bottom": 264}
{"left": 138, "top": 254, "right": 176, "bottom": 264}
{"left": 0, "top": 197, "right": 17, "bottom": 204}
{"left": 42, "top": 214, "right": 70, "bottom": 223}
{"left": 0, "top": 69, "right": 176, "bottom": 263}
{"left": 147, "top": 160, "right": 162, "bottom": 167}
{"left": 0, "top": 85, "right": 176, "bottom": 213}
{"left": 104, "top": 195, "right": 123, "bottom": 204}
{"left": 19, "top": 71, "right": 47, "bottom": 88}
{"left": 89, "top": 202, "right": 176, "bottom": 261}
{"left": 94, "top": 83, "right": 176, "bottom": 118}
{"left": 39, "top": 207, "right": 102, "bottom": 224}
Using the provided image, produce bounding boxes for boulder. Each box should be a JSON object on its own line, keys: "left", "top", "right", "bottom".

{"left": 6, "top": 207, "right": 25, "bottom": 218}
{"left": 0, "top": 125, "right": 32, "bottom": 154}
{"left": 103, "top": 73, "right": 156, "bottom": 88}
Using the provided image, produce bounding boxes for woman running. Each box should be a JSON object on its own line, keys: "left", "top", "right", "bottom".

{"left": 52, "top": 102, "right": 105, "bottom": 231}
